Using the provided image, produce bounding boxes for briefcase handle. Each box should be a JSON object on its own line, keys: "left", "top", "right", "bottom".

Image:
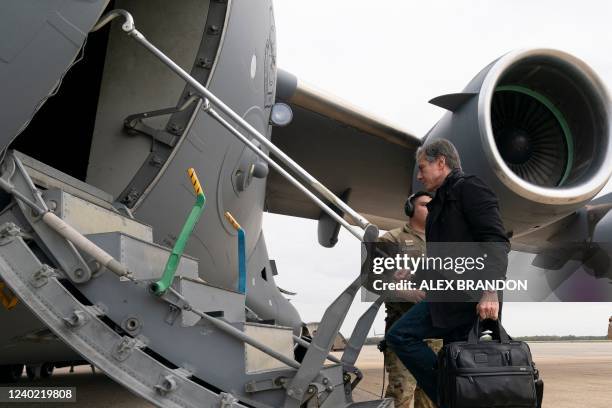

{"left": 468, "top": 318, "right": 511, "bottom": 344}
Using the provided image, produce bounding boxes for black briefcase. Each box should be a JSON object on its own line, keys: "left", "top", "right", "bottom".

{"left": 437, "top": 318, "right": 544, "bottom": 408}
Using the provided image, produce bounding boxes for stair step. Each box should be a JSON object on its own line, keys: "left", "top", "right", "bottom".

{"left": 86, "top": 231, "right": 248, "bottom": 327}
{"left": 86, "top": 232, "right": 198, "bottom": 280}
{"left": 173, "top": 276, "right": 245, "bottom": 326}
{"left": 15, "top": 150, "right": 114, "bottom": 210}
{"left": 44, "top": 189, "right": 153, "bottom": 242}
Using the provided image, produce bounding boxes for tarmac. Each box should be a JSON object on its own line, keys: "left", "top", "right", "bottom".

{"left": 3, "top": 342, "right": 611, "bottom": 407}
{"left": 349, "top": 342, "right": 612, "bottom": 407}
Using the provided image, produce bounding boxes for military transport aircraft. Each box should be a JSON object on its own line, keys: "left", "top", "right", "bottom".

{"left": 0, "top": 1, "right": 610, "bottom": 407}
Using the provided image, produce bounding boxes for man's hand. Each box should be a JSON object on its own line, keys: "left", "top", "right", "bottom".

{"left": 396, "top": 289, "right": 426, "bottom": 303}
{"left": 392, "top": 269, "right": 411, "bottom": 281}
{"left": 476, "top": 290, "right": 499, "bottom": 320}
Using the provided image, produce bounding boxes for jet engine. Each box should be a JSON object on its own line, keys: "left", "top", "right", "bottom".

{"left": 422, "top": 49, "right": 612, "bottom": 237}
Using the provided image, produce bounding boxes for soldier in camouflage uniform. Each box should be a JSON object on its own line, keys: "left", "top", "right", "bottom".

{"left": 379, "top": 191, "right": 442, "bottom": 408}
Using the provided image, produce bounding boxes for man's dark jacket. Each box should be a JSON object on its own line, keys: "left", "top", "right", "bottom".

{"left": 424, "top": 168, "right": 510, "bottom": 328}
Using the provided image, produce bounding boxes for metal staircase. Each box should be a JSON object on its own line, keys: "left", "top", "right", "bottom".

{"left": 0, "top": 8, "right": 393, "bottom": 407}
{"left": 0, "top": 150, "right": 389, "bottom": 407}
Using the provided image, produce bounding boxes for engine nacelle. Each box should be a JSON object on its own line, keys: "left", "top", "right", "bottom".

{"left": 421, "top": 49, "right": 612, "bottom": 237}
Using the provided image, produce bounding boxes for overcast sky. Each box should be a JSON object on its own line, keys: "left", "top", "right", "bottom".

{"left": 264, "top": 0, "right": 612, "bottom": 337}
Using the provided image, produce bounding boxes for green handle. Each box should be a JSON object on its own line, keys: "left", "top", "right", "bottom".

{"left": 151, "top": 169, "right": 206, "bottom": 295}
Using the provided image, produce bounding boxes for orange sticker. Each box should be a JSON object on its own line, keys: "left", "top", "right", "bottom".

{"left": 0, "top": 281, "right": 18, "bottom": 310}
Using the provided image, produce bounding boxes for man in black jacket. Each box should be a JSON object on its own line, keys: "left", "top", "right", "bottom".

{"left": 385, "top": 139, "right": 510, "bottom": 406}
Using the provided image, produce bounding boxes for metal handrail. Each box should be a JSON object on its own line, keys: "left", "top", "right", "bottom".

{"left": 91, "top": 10, "right": 379, "bottom": 243}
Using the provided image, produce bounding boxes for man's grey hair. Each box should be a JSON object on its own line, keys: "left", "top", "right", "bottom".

{"left": 416, "top": 139, "right": 462, "bottom": 170}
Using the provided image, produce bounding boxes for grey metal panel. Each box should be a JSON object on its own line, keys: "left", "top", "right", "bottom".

{"left": 86, "top": 232, "right": 198, "bottom": 281}
{"left": 176, "top": 276, "right": 245, "bottom": 325}
{"left": 43, "top": 189, "right": 153, "bottom": 242}
{"left": 0, "top": 0, "right": 109, "bottom": 149}
{"left": 86, "top": 0, "right": 211, "bottom": 197}
{"left": 243, "top": 323, "right": 293, "bottom": 374}
{"left": 316, "top": 365, "right": 353, "bottom": 407}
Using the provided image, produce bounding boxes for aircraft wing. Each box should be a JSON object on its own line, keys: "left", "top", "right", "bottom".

{"left": 266, "top": 69, "right": 422, "bottom": 233}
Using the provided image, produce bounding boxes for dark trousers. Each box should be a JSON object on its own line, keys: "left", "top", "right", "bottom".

{"left": 385, "top": 301, "right": 472, "bottom": 407}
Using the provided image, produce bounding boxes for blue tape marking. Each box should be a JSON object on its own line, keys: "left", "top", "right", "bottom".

{"left": 237, "top": 228, "right": 246, "bottom": 294}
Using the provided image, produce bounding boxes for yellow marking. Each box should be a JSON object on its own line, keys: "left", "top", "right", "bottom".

{"left": 187, "top": 168, "right": 203, "bottom": 196}
{"left": 224, "top": 211, "right": 242, "bottom": 230}
{"left": 0, "top": 281, "right": 18, "bottom": 310}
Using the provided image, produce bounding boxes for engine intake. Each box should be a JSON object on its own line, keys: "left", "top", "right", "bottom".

{"left": 421, "top": 49, "right": 612, "bottom": 236}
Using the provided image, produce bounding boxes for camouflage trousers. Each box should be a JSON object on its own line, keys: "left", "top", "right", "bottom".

{"left": 384, "top": 303, "right": 443, "bottom": 408}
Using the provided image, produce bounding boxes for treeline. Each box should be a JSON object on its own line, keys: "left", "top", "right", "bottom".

{"left": 514, "top": 335, "right": 607, "bottom": 341}
{"left": 363, "top": 335, "right": 609, "bottom": 345}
